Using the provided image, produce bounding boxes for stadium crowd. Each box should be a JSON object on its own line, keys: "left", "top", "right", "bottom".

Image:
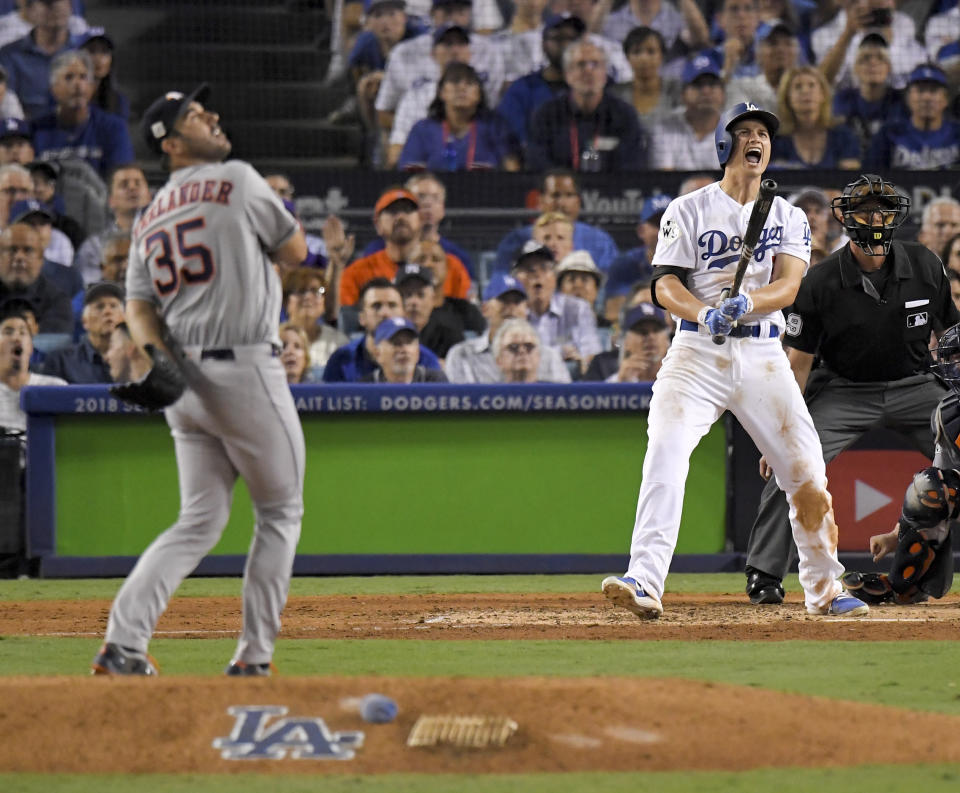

{"left": 0, "top": 0, "right": 959, "bottom": 429}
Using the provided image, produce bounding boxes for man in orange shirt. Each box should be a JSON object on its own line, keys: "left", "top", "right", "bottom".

{"left": 339, "top": 187, "right": 470, "bottom": 306}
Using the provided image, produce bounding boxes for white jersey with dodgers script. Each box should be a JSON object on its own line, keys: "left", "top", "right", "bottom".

{"left": 126, "top": 159, "right": 298, "bottom": 349}
{"left": 651, "top": 182, "right": 811, "bottom": 328}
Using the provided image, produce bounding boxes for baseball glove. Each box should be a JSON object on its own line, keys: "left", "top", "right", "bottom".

{"left": 110, "top": 344, "right": 186, "bottom": 410}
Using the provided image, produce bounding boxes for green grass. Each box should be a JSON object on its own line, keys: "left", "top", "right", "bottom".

{"left": 3, "top": 766, "right": 960, "bottom": 793}
{"left": 4, "top": 637, "right": 960, "bottom": 714}
{"left": 0, "top": 572, "right": 764, "bottom": 600}
{"left": 4, "top": 573, "right": 957, "bottom": 791}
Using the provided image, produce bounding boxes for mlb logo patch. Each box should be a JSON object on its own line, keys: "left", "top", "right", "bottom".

{"left": 907, "top": 312, "right": 928, "bottom": 328}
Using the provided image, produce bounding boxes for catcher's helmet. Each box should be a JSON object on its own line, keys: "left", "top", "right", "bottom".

{"left": 932, "top": 323, "right": 960, "bottom": 396}
{"left": 830, "top": 173, "right": 910, "bottom": 257}
{"left": 715, "top": 102, "right": 780, "bottom": 167}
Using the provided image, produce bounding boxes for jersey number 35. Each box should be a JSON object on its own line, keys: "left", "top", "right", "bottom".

{"left": 146, "top": 217, "right": 215, "bottom": 297}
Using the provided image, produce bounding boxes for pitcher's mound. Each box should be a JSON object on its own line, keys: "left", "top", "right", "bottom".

{"left": 2, "top": 676, "right": 960, "bottom": 774}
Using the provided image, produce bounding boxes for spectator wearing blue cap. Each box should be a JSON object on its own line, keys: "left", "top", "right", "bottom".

{"left": 0, "top": 0, "right": 83, "bottom": 120}
{"left": 323, "top": 276, "right": 443, "bottom": 382}
{"left": 8, "top": 198, "right": 80, "bottom": 300}
{"left": 831, "top": 33, "right": 907, "bottom": 153}
{"left": 865, "top": 63, "right": 960, "bottom": 170}
{"left": 350, "top": 0, "right": 424, "bottom": 80}
{"left": 600, "top": 0, "right": 710, "bottom": 52}
{"left": 27, "top": 160, "right": 83, "bottom": 250}
{"left": 374, "top": 0, "right": 505, "bottom": 156}
{"left": 611, "top": 27, "right": 682, "bottom": 129}
{"left": 444, "top": 271, "right": 571, "bottom": 383}
{"left": 78, "top": 27, "right": 129, "bottom": 121}
{"left": 495, "top": 14, "right": 584, "bottom": 148}
{"left": 582, "top": 301, "right": 670, "bottom": 382}
{"left": 604, "top": 192, "right": 669, "bottom": 321}
{"left": 925, "top": 1, "right": 960, "bottom": 62}
{"left": 814, "top": 0, "right": 925, "bottom": 93}
{"left": 397, "top": 61, "right": 520, "bottom": 172}
{"left": 649, "top": 53, "right": 725, "bottom": 169}
{"left": 726, "top": 19, "right": 800, "bottom": 111}
{"left": 30, "top": 50, "right": 134, "bottom": 179}
{"left": 385, "top": 23, "right": 472, "bottom": 168}
{"left": 40, "top": 279, "right": 121, "bottom": 383}
{"left": 769, "top": 65, "right": 861, "bottom": 169}
{"left": 0, "top": 117, "right": 31, "bottom": 164}
{"left": 350, "top": 0, "right": 425, "bottom": 156}
{"left": 361, "top": 316, "right": 449, "bottom": 382}
{"left": 527, "top": 39, "right": 647, "bottom": 172}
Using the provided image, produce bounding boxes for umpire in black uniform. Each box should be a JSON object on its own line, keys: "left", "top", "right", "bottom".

{"left": 744, "top": 174, "right": 960, "bottom": 604}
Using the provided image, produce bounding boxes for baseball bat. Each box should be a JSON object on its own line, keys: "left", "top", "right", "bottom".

{"left": 712, "top": 178, "right": 778, "bottom": 345}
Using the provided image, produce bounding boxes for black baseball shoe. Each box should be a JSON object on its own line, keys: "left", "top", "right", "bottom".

{"left": 745, "top": 567, "right": 785, "bottom": 605}
{"left": 225, "top": 660, "right": 274, "bottom": 676}
{"left": 91, "top": 642, "right": 158, "bottom": 676}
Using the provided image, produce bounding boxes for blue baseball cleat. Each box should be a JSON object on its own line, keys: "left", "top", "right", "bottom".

{"left": 601, "top": 575, "right": 663, "bottom": 619}
{"left": 820, "top": 593, "right": 870, "bottom": 617}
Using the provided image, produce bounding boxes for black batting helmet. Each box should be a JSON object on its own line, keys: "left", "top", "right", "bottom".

{"left": 830, "top": 174, "right": 910, "bottom": 257}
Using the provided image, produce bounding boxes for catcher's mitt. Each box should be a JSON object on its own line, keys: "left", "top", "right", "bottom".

{"left": 110, "top": 344, "right": 186, "bottom": 410}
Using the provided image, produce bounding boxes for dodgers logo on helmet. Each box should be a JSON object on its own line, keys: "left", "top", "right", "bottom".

{"left": 715, "top": 102, "right": 780, "bottom": 166}
{"left": 212, "top": 706, "right": 364, "bottom": 760}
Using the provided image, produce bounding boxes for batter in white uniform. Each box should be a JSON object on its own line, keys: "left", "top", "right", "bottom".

{"left": 601, "top": 103, "right": 870, "bottom": 619}
{"left": 92, "top": 84, "right": 308, "bottom": 675}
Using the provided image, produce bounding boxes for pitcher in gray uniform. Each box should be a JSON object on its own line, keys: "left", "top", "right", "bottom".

{"left": 91, "top": 84, "right": 308, "bottom": 676}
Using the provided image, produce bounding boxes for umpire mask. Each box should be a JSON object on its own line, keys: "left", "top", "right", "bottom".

{"left": 830, "top": 174, "right": 910, "bottom": 257}
{"left": 933, "top": 323, "right": 960, "bottom": 396}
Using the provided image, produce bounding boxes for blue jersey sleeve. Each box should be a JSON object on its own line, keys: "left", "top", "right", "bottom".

{"left": 397, "top": 120, "right": 435, "bottom": 171}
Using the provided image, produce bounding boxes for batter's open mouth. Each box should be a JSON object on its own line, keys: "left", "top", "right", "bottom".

{"left": 745, "top": 147, "right": 762, "bottom": 164}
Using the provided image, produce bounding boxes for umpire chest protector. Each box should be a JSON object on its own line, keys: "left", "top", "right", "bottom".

{"left": 783, "top": 240, "right": 959, "bottom": 382}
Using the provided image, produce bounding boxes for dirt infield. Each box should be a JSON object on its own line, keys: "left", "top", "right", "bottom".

{"left": 3, "top": 675, "right": 960, "bottom": 774}
{"left": 2, "top": 592, "right": 959, "bottom": 641}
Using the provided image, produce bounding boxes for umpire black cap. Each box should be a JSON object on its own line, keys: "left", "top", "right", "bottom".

{"left": 142, "top": 84, "right": 210, "bottom": 155}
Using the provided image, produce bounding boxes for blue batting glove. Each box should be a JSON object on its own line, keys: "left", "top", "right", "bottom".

{"left": 719, "top": 293, "right": 753, "bottom": 321}
{"left": 700, "top": 307, "right": 733, "bottom": 336}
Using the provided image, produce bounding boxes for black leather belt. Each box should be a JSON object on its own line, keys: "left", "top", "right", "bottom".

{"left": 200, "top": 348, "right": 235, "bottom": 360}
{"left": 679, "top": 319, "right": 779, "bottom": 338}
{"left": 200, "top": 345, "right": 281, "bottom": 360}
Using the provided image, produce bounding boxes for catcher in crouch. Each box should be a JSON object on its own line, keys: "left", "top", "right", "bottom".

{"left": 842, "top": 323, "right": 960, "bottom": 605}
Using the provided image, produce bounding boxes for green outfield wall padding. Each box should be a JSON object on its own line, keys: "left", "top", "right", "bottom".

{"left": 54, "top": 413, "right": 725, "bottom": 556}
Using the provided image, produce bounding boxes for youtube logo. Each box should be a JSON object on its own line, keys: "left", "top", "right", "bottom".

{"left": 826, "top": 449, "right": 930, "bottom": 551}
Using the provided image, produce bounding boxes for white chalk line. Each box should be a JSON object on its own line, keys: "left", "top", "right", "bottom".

{"left": 26, "top": 618, "right": 933, "bottom": 638}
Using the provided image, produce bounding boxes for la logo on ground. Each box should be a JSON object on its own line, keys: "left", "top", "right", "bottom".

{"left": 213, "top": 705, "right": 365, "bottom": 760}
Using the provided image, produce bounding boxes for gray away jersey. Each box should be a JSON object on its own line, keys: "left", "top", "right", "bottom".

{"left": 126, "top": 159, "right": 298, "bottom": 348}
